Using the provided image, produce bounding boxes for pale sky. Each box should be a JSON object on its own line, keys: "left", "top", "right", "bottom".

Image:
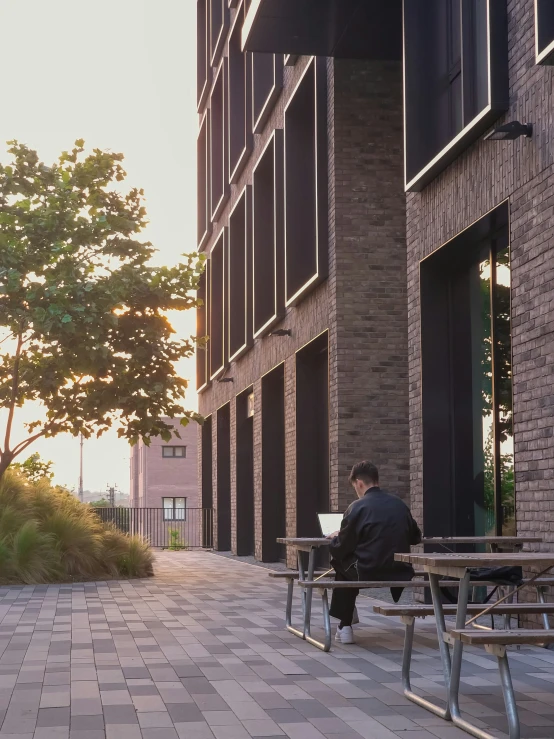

{"left": 0, "top": 0, "right": 198, "bottom": 494}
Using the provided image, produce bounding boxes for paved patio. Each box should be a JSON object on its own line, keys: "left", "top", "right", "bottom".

{"left": 1, "top": 552, "right": 554, "bottom": 739}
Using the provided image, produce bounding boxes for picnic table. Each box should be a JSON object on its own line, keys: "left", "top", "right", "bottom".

{"left": 274, "top": 535, "right": 546, "bottom": 653}
{"left": 396, "top": 551, "right": 554, "bottom": 739}
{"left": 275, "top": 537, "right": 331, "bottom": 643}
{"left": 423, "top": 536, "right": 542, "bottom": 552}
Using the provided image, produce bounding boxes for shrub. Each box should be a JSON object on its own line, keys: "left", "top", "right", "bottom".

{"left": 0, "top": 471, "right": 154, "bottom": 584}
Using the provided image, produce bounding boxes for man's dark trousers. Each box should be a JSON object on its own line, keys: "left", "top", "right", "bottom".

{"left": 329, "top": 559, "right": 358, "bottom": 623}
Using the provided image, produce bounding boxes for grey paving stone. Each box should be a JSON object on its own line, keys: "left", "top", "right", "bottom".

{"left": 37, "top": 707, "right": 71, "bottom": 727}
{"left": 0, "top": 552, "right": 552, "bottom": 739}
{"left": 71, "top": 715, "right": 105, "bottom": 730}
{"left": 102, "top": 705, "right": 138, "bottom": 725}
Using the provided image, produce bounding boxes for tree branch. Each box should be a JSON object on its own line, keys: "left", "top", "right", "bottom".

{"left": 11, "top": 429, "right": 49, "bottom": 458}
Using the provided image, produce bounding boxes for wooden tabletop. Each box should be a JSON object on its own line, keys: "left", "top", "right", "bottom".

{"left": 396, "top": 552, "right": 554, "bottom": 568}
{"left": 277, "top": 538, "right": 331, "bottom": 547}
{"left": 423, "top": 536, "right": 542, "bottom": 545}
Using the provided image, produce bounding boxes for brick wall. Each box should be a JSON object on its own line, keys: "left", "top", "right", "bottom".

{"left": 407, "top": 0, "right": 554, "bottom": 554}
{"left": 199, "top": 51, "right": 409, "bottom": 560}
{"left": 333, "top": 59, "right": 409, "bottom": 512}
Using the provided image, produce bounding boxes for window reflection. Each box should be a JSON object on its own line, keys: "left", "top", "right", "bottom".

{"left": 451, "top": 238, "right": 512, "bottom": 537}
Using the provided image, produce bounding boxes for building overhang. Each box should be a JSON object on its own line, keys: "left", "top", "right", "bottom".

{"left": 242, "top": 0, "right": 402, "bottom": 60}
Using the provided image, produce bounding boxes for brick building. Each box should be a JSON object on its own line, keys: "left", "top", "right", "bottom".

{"left": 196, "top": 1, "right": 409, "bottom": 561}
{"left": 130, "top": 419, "right": 199, "bottom": 513}
{"left": 198, "top": 0, "right": 554, "bottom": 561}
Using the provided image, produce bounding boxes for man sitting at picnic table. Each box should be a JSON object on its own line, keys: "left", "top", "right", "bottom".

{"left": 328, "top": 461, "right": 422, "bottom": 644}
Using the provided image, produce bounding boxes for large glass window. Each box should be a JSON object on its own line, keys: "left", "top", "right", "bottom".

{"left": 403, "top": 0, "right": 508, "bottom": 191}
{"left": 421, "top": 205, "right": 512, "bottom": 537}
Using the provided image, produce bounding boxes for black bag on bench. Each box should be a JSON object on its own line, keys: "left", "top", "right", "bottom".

{"left": 441, "top": 566, "right": 523, "bottom": 604}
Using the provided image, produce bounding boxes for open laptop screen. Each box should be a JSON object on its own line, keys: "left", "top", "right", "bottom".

{"left": 317, "top": 513, "right": 343, "bottom": 537}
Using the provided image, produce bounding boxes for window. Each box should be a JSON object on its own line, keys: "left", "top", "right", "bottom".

{"left": 228, "top": 6, "right": 253, "bottom": 183}
{"left": 210, "top": 0, "right": 229, "bottom": 67}
{"left": 252, "top": 53, "right": 283, "bottom": 133}
{"left": 421, "top": 203, "right": 512, "bottom": 538}
{"left": 197, "top": 111, "right": 211, "bottom": 250}
{"left": 210, "top": 230, "right": 227, "bottom": 379}
{"left": 197, "top": 0, "right": 211, "bottom": 111}
{"left": 284, "top": 58, "right": 328, "bottom": 306}
{"left": 536, "top": 0, "right": 554, "bottom": 64}
{"left": 403, "top": 0, "right": 508, "bottom": 191}
{"left": 197, "top": 262, "right": 210, "bottom": 392}
{"left": 228, "top": 186, "right": 252, "bottom": 362}
{"left": 210, "top": 62, "right": 229, "bottom": 221}
{"left": 163, "top": 497, "right": 187, "bottom": 520}
{"left": 252, "top": 131, "right": 284, "bottom": 337}
{"left": 162, "top": 446, "right": 187, "bottom": 458}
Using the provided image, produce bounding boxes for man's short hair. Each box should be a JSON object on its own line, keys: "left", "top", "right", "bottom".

{"left": 349, "top": 461, "right": 379, "bottom": 486}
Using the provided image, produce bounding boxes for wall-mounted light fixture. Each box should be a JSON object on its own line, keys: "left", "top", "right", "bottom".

{"left": 247, "top": 392, "right": 254, "bottom": 418}
{"left": 269, "top": 328, "right": 292, "bottom": 337}
{"left": 484, "top": 121, "right": 533, "bottom": 141}
{"left": 217, "top": 377, "right": 234, "bottom": 383}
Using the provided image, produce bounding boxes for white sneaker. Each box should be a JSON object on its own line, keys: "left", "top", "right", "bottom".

{"left": 335, "top": 625, "right": 355, "bottom": 644}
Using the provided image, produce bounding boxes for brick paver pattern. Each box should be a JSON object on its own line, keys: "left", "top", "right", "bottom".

{"left": 1, "top": 551, "right": 554, "bottom": 739}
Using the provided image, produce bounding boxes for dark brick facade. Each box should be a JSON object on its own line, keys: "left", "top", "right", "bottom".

{"left": 407, "top": 0, "right": 554, "bottom": 565}
{"left": 198, "top": 32, "right": 409, "bottom": 561}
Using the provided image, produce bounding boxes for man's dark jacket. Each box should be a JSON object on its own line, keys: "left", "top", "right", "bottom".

{"left": 329, "top": 487, "right": 422, "bottom": 580}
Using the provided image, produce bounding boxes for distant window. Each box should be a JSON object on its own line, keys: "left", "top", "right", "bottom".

{"left": 162, "top": 446, "right": 187, "bottom": 458}
{"left": 163, "top": 497, "right": 186, "bottom": 521}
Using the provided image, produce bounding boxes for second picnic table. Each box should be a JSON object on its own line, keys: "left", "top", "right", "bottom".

{"left": 395, "top": 551, "right": 554, "bottom": 739}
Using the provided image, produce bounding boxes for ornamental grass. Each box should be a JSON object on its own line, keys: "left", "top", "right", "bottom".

{"left": 0, "top": 471, "right": 153, "bottom": 584}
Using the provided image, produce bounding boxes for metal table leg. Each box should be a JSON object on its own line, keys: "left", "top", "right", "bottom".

{"left": 400, "top": 614, "right": 450, "bottom": 719}
{"left": 428, "top": 573, "right": 453, "bottom": 722}
{"left": 285, "top": 551, "right": 307, "bottom": 640}
{"left": 303, "top": 547, "right": 317, "bottom": 639}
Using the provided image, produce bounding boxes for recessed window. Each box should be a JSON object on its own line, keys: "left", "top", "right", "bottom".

{"left": 228, "top": 186, "right": 252, "bottom": 362}
{"left": 163, "top": 497, "right": 187, "bottom": 521}
{"left": 252, "top": 131, "right": 284, "bottom": 338}
{"left": 536, "top": 0, "right": 554, "bottom": 64}
{"left": 210, "top": 230, "right": 227, "bottom": 379}
{"left": 210, "top": 62, "right": 229, "bottom": 221}
{"left": 228, "top": 7, "right": 253, "bottom": 183}
{"left": 197, "top": 0, "right": 211, "bottom": 111}
{"left": 403, "top": 0, "right": 508, "bottom": 191}
{"left": 252, "top": 53, "right": 283, "bottom": 133}
{"left": 284, "top": 58, "right": 328, "bottom": 306}
{"left": 162, "top": 447, "right": 187, "bottom": 458}
{"left": 196, "top": 263, "right": 210, "bottom": 391}
{"left": 197, "top": 111, "right": 211, "bottom": 250}
{"left": 421, "top": 203, "right": 513, "bottom": 537}
{"left": 210, "top": 0, "right": 229, "bottom": 67}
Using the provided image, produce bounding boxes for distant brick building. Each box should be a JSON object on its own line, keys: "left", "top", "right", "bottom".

{"left": 130, "top": 419, "right": 199, "bottom": 514}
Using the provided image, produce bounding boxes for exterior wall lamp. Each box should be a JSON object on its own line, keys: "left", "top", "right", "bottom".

{"left": 217, "top": 377, "right": 234, "bottom": 383}
{"left": 484, "top": 121, "right": 533, "bottom": 141}
{"left": 269, "top": 329, "right": 292, "bottom": 336}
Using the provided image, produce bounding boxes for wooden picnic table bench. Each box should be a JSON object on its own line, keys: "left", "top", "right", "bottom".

{"left": 393, "top": 551, "right": 554, "bottom": 739}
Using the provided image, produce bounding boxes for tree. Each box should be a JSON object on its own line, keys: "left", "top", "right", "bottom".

{"left": 12, "top": 452, "right": 54, "bottom": 482}
{"left": 0, "top": 140, "right": 205, "bottom": 480}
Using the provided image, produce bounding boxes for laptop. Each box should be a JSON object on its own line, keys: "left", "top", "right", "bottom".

{"left": 317, "top": 513, "right": 343, "bottom": 537}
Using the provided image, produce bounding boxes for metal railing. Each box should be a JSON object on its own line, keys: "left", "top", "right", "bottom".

{"left": 94, "top": 507, "right": 213, "bottom": 549}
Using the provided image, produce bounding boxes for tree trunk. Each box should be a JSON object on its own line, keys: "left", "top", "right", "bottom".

{"left": 0, "top": 452, "right": 15, "bottom": 483}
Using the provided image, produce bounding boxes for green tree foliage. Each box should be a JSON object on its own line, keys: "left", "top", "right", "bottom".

{"left": 12, "top": 452, "right": 54, "bottom": 482}
{"left": 0, "top": 141, "right": 205, "bottom": 479}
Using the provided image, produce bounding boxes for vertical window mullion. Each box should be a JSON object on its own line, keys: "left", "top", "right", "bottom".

{"left": 489, "top": 242, "right": 503, "bottom": 536}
